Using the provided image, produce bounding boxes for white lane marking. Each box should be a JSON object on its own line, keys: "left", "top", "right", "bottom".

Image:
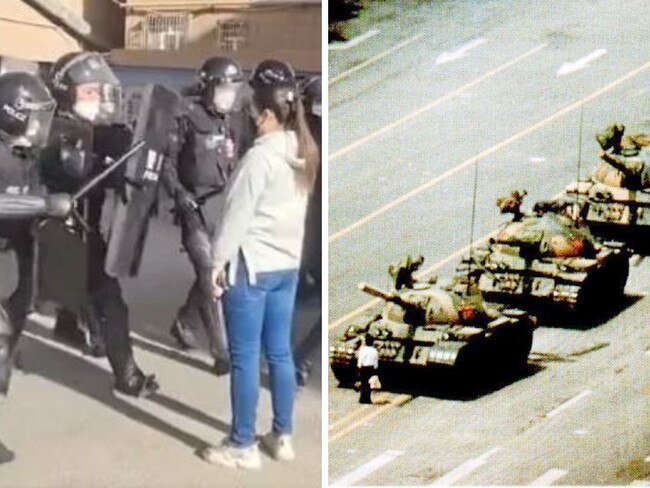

{"left": 529, "top": 156, "right": 546, "bottom": 163}
{"left": 329, "top": 32, "right": 425, "bottom": 85}
{"left": 557, "top": 48, "right": 607, "bottom": 76}
{"left": 574, "top": 428, "right": 589, "bottom": 435}
{"left": 329, "top": 29, "right": 380, "bottom": 51}
{"left": 330, "top": 42, "right": 546, "bottom": 157}
{"left": 427, "top": 447, "right": 501, "bottom": 486}
{"left": 435, "top": 38, "right": 488, "bottom": 65}
{"left": 645, "top": 455, "right": 650, "bottom": 462}
{"left": 332, "top": 449, "right": 404, "bottom": 486}
{"left": 631, "top": 481, "right": 650, "bottom": 486}
{"left": 546, "top": 390, "right": 592, "bottom": 418}
{"left": 529, "top": 468, "right": 568, "bottom": 485}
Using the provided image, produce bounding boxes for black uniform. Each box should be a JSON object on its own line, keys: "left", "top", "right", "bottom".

{"left": 162, "top": 99, "right": 252, "bottom": 361}
{"left": 293, "top": 77, "right": 322, "bottom": 385}
{"left": 0, "top": 70, "right": 59, "bottom": 397}
{"left": 39, "top": 114, "right": 153, "bottom": 390}
{"left": 0, "top": 143, "right": 40, "bottom": 351}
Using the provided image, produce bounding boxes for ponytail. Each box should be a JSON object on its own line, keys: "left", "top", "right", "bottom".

{"left": 252, "top": 81, "right": 320, "bottom": 193}
{"left": 289, "top": 96, "right": 319, "bottom": 192}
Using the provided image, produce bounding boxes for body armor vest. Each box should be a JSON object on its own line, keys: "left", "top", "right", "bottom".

{"left": 177, "top": 101, "right": 238, "bottom": 193}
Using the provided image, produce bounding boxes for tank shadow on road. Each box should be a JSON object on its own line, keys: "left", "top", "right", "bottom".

{"left": 362, "top": 363, "right": 545, "bottom": 401}
{"left": 534, "top": 293, "right": 644, "bottom": 330}
{"left": 16, "top": 333, "right": 226, "bottom": 451}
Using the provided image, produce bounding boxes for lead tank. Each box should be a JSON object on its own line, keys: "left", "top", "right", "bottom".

{"left": 329, "top": 270, "right": 535, "bottom": 386}
{"left": 464, "top": 198, "right": 629, "bottom": 315}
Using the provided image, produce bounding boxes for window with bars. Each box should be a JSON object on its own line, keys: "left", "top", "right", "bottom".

{"left": 217, "top": 20, "right": 249, "bottom": 51}
{"left": 144, "top": 13, "right": 190, "bottom": 50}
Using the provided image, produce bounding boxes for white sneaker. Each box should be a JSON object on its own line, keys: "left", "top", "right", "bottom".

{"left": 199, "top": 439, "right": 261, "bottom": 470}
{"left": 260, "top": 432, "right": 295, "bottom": 461}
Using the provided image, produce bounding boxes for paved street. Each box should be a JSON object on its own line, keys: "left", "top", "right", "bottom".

{"left": 0, "top": 204, "right": 322, "bottom": 487}
{"left": 329, "top": 0, "right": 650, "bottom": 485}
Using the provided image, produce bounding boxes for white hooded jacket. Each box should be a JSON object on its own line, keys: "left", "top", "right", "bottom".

{"left": 210, "top": 130, "right": 309, "bottom": 284}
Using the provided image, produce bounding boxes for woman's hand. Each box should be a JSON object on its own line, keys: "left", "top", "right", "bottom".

{"left": 212, "top": 268, "right": 227, "bottom": 299}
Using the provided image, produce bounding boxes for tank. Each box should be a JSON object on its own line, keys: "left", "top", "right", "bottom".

{"left": 329, "top": 270, "right": 536, "bottom": 386}
{"left": 543, "top": 124, "right": 650, "bottom": 253}
{"left": 461, "top": 203, "right": 629, "bottom": 315}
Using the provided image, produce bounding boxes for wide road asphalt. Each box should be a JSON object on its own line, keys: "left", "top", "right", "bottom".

{"left": 329, "top": 0, "right": 650, "bottom": 485}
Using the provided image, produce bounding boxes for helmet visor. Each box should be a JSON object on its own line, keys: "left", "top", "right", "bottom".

{"left": 6, "top": 98, "right": 56, "bottom": 148}
{"left": 24, "top": 101, "right": 55, "bottom": 148}
{"left": 66, "top": 54, "right": 120, "bottom": 88}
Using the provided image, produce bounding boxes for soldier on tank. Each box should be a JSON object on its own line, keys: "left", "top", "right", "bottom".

{"left": 595, "top": 123, "right": 650, "bottom": 190}
{"left": 388, "top": 254, "right": 425, "bottom": 290}
{"left": 162, "top": 56, "right": 251, "bottom": 372}
{"left": 39, "top": 52, "right": 158, "bottom": 397}
{"left": 0, "top": 71, "right": 68, "bottom": 397}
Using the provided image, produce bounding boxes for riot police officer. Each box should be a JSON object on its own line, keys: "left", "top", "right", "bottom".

{"left": 40, "top": 52, "right": 158, "bottom": 397}
{"left": 293, "top": 75, "right": 322, "bottom": 386}
{"left": 0, "top": 71, "right": 67, "bottom": 397}
{"left": 163, "top": 56, "right": 251, "bottom": 371}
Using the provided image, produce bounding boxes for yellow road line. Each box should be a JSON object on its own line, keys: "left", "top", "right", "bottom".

{"left": 329, "top": 58, "right": 650, "bottom": 243}
{"left": 329, "top": 32, "right": 426, "bottom": 85}
{"left": 328, "top": 393, "right": 391, "bottom": 431}
{"left": 329, "top": 394, "right": 413, "bottom": 443}
{"left": 329, "top": 43, "right": 547, "bottom": 161}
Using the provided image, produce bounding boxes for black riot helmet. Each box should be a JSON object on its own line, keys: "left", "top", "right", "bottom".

{"left": 249, "top": 59, "right": 297, "bottom": 90}
{"left": 301, "top": 76, "right": 322, "bottom": 117}
{"left": 49, "top": 52, "right": 121, "bottom": 125}
{"left": 0, "top": 72, "right": 56, "bottom": 149}
{"left": 197, "top": 56, "right": 244, "bottom": 115}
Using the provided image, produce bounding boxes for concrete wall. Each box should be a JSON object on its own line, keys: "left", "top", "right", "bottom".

{"left": 0, "top": 0, "right": 124, "bottom": 62}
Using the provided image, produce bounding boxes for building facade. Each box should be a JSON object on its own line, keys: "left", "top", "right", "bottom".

{"left": 112, "top": 0, "right": 321, "bottom": 73}
{"left": 0, "top": 0, "right": 124, "bottom": 62}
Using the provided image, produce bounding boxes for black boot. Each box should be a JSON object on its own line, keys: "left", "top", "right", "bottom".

{"left": 296, "top": 359, "right": 313, "bottom": 387}
{"left": 170, "top": 319, "right": 199, "bottom": 350}
{"left": 212, "top": 356, "right": 230, "bottom": 376}
{"left": 83, "top": 311, "right": 106, "bottom": 358}
{"left": 53, "top": 309, "right": 86, "bottom": 347}
{"left": 114, "top": 369, "right": 159, "bottom": 398}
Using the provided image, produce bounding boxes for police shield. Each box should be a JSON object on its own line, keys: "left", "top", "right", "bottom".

{"left": 33, "top": 218, "right": 88, "bottom": 312}
{"left": 105, "top": 84, "right": 180, "bottom": 277}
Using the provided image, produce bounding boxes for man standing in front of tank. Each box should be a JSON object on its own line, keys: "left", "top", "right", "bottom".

{"left": 357, "top": 335, "right": 379, "bottom": 404}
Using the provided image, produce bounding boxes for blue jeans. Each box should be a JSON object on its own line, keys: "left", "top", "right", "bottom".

{"left": 223, "top": 259, "right": 299, "bottom": 447}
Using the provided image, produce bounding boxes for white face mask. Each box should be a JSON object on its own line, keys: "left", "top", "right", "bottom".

{"left": 73, "top": 100, "right": 100, "bottom": 123}
{"left": 312, "top": 102, "right": 322, "bottom": 117}
{"left": 212, "top": 85, "right": 238, "bottom": 114}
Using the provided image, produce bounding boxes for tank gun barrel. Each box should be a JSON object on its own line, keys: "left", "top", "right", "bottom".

{"left": 357, "top": 282, "right": 421, "bottom": 308}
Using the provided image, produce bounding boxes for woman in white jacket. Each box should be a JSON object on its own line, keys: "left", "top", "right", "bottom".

{"left": 199, "top": 60, "right": 319, "bottom": 469}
